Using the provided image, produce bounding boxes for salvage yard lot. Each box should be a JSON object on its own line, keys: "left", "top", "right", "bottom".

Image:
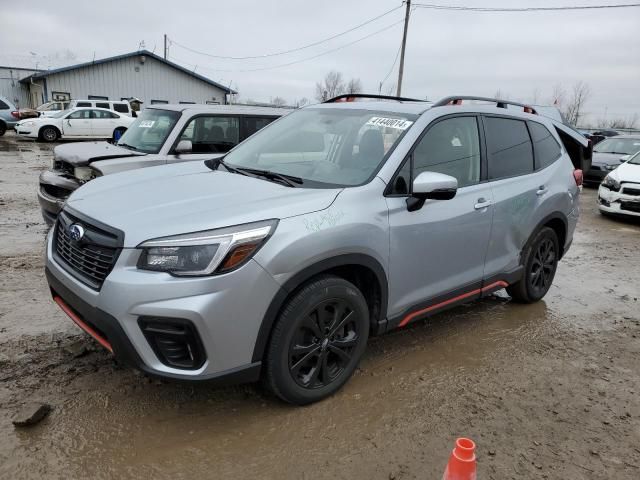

{"left": 1, "top": 131, "right": 639, "bottom": 479}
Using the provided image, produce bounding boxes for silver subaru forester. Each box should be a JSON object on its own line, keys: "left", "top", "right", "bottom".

{"left": 45, "top": 94, "right": 589, "bottom": 405}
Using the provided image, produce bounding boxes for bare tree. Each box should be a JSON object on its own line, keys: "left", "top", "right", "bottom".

{"left": 563, "top": 81, "right": 590, "bottom": 126}
{"left": 549, "top": 83, "right": 566, "bottom": 109}
{"left": 346, "top": 78, "right": 362, "bottom": 95}
{"left": 605, "top": 113, "right": 639, "bottom": 130}
{"left": 315, "top": 71, "right": 345, "bottom": 102}
{"left": 296, "top": 97, "right": 309, "bottom": 108}
{"left": 530, "top": 87, "right": 541, "bottom": 105}
{"left": 271, "top": 96, "right": 287, "bottom": 107}
{"left": 494, "top": 89, "right": 510, "bottom": 100}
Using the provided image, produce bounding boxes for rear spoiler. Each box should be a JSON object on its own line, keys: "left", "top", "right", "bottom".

{"left": 551, "top": 120, "right": 592, "bottom": 172}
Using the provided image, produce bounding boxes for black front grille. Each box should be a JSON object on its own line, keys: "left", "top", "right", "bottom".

{"left": 53, "top": 211, "right": 122, "bottom": 290}
{"left": 622, "top": 186, "right": 640, "bottom": 196}
{"left": 621, "top": 202, "right": 640, "bottom": 213}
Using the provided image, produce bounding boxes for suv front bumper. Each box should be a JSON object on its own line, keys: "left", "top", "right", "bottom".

{"left": 45, "top": 231, "right": 282, "bottom": 382}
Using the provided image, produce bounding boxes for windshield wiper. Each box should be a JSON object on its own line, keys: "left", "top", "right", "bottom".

{"left": 235, "top": 167, "right": 304, "bottom": 187}
{"left": 117, "top": 142, "right": 139, "bottom": 151}
{"left": 205, "top": 157, "right": 249, "bottom": 176}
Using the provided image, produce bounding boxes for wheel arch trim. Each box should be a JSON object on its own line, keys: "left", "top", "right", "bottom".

{"left": 251, "top": 253, "right": 389, "bottom": 363}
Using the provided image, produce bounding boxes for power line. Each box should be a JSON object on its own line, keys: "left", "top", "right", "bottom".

{"left": 412, "top": 2, "right": 640, "bottom": 12}
{"left": 168, "top": 19, "right": 405, "bottom": 73}
{"left": 379, "top": 42, "right": 403, "bottom": 92}
{"left": 169, "top": 4, "right": 403, "bottom": 60}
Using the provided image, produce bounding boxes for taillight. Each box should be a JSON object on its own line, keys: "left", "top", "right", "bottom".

{"left": 573, "top": 169, "right": 583, "bottom": 187}
{"left": 11, "top": 111, "right": 20, "bottom": 119}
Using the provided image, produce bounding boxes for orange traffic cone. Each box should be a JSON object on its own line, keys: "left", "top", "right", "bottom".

{"left": 442, "top": 437, "right": 477, "bottom": 480}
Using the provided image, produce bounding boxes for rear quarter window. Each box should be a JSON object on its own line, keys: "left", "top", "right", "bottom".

{"left": 484, "top": 116, "right": 534, "bottom": 179}
{"left": 528, "top": 121, "right": 562, "bottom": 170}
{"left": 113, "top": 104, "right": 129, "bottom": 113}
{"left": 0, "top": 100, "right": 9, "bottom": 110}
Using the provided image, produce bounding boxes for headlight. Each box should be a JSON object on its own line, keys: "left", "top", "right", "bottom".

{"left": 604, "top": 164, "right": 618, "bottom": 171}
{"left": 602, "top": 174, "right": 620, "bottom": 191}
{"left": 74, "top": 166, "right": 94, "bottom": 182}
{"left": 137, "top": 219, "right": 277, "bottom": 276}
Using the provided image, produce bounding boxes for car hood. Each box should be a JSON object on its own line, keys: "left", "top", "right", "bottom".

{"left": 612, "top": 161, "right": 640, "bottom": 184}
{"left": 66, "top": 161, "right": 342, "bottom": 247}
{"left": 54, "top": 141, "right": 146, "bottom": 167}
{"left": 591, "top": 151, "right": 627, "bottom": 167}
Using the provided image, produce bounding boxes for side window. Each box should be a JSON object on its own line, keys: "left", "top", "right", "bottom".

{"left": 113, "top": 103, "right": 129, "bottom": 113}
{"left": 389, "top": 159, "right": 411, "bottom": 195}
{"left": 67, "top": 110, "right": 91, "bottom": 120}
{"left": 76, "top": 102, "right": 91, "bottom": 108}
{"left": 96, "top": 102, "right": 110, "bottom": 109}
{"left": 485, "top": 117, "right": 534, "bottom": 179}
{"left": 412, "top": 116, "right": 481, "bottom": 188}
{"left": 179, "top": 116, "right": 240, "bottom": 153}
{"left": 528, "top": 121, "right": 562, "bottom": 170}
{"left": 0, "top": 100, "right": 9, "bottom": 110}
{"left": 241, "top": 116, "right": 276, "bottom": 139}
{"left": 151, "top": 100, "right": 168, "bottom": 105}
{"left": 94, "top": 110, "right": 118, "bottom": 119}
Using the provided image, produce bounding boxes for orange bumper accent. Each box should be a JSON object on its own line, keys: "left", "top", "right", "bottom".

{"left": 53, "top": 295, "right": 113, "bottom": 353}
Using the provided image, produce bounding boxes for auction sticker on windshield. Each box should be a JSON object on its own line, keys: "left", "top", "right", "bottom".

{"left": 366, "top": 117, "right": 413, "bottom": 130}
{"left": 139, "top": 120, "right": 155, "bottom": 128}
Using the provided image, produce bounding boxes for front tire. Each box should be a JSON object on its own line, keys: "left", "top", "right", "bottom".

{"left": 264, "top": 275, "right": 370, "bottom": 405}
{"left": 40, "top": 126, "right": 59, "bottom": 142}
{"left": 507, "top": 227, "right": 559, "bottom": 303}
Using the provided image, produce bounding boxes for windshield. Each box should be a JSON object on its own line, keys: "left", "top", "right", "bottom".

{"left": 594, "top": 137, "right": 640, "bottom": 155}
{"left": 116, "top": 109, "right": 181, "bottom": 153}
{"left": 629, "top": 151, "right": 640, "bottom": 165}
{"left": 223, "top": 108, "right": 417, "bottom": 187}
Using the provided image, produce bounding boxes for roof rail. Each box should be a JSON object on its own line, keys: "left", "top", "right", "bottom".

{"left": 433, "top": 96, "right": 538, "bottom": 114}
{"left": 323, "top": 93, "right": 426, "bottom": 103}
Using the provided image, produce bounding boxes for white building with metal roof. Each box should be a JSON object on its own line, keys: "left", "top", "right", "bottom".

{"left": 17, "top": 50, "right": 235, "bottom": 108}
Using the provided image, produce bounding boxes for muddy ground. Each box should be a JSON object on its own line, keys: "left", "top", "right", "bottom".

{"left": 0, "top": 130, "right": 639, "bottom": 479}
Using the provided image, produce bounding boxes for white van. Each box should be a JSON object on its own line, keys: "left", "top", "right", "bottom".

{"left": 69, "top": 99, "right": 134, "bottom": 116}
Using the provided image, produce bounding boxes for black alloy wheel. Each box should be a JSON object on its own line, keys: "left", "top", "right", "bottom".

{"left": 288, "top": 298, "right": 360, "bottom": 389}
{"left": 264, "top": 275, "right": 369, "bottom": 405}
{"left": 507, "top": 226, "right": 559, "bottom": 303}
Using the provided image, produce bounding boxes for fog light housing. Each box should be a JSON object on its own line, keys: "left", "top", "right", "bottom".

{"left": 138, "top": 317, "right": 206, "bottom": 370}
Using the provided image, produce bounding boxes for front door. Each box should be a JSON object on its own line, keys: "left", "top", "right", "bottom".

{"left": 386, "top": 115, "right": 494, "bottom": 321}
{"left": 63, "top": 110, "right": 92, "bottom": 136}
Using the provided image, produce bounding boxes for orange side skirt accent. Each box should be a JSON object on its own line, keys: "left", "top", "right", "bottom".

{"left": 398, "top": 281, "right": 508, "bottom": 328}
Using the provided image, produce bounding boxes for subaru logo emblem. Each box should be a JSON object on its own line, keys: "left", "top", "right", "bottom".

{"left": 68, "top": 224, "right": 85, "bottom": 242}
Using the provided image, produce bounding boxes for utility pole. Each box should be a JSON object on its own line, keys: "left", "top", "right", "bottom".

{"left": 164, "top": 34, "right": 168, "bottom": 59}
{"left": 396, "top": 0, "right": 411, "bottom": 97}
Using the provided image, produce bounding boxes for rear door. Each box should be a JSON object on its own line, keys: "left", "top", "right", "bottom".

{"left": 386, "top": 115, "right": 494, "bottom": 318}
{"left": 90, "top": 110, "right": 119, "bottom": 137}
{"left": 482, "top": 115, "right": 553, "bottom": 279}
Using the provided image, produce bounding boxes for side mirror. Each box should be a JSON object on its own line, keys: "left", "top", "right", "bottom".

{"left": 175, "top": 139, "right": 193, "bottom": 154}
{"left": 407, "top": 171, "right": 458, "bottom": 212}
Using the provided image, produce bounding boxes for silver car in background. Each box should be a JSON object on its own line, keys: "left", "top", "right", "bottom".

{"left": 45, "top": 94, "right": 589, "bottom": 405}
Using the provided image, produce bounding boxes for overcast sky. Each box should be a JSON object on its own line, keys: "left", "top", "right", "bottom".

{"left": 1, "top": 0, "right": 638, "bottom": 125}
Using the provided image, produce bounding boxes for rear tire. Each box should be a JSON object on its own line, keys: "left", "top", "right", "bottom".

{"left": 264, "top": 275, "right": 370, "bottom": 405}
{"left": 40, "top": 126, "right": 59, "bottom": 142}
{"left": 507, "top": 227, "right": 559, "bottom": 303}
{"left": 0, "top": 121, "right": 6, "bottom": 136}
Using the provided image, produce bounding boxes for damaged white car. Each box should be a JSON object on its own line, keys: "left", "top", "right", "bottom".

{"left": 598, "top": 151, "right": 640, "bottom": 217}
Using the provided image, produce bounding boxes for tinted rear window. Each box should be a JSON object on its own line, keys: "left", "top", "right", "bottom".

{"left": 0, "top": 100, "right": 9, "bottom": 109}
{"left": 485, "top": 117, "right": 534, "bottom": 179}
{"left": 113, "top": 103, "right": 129, "bottom": 113}
{"left": 528, "top": 121, "right": 562, "bottom": 170}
